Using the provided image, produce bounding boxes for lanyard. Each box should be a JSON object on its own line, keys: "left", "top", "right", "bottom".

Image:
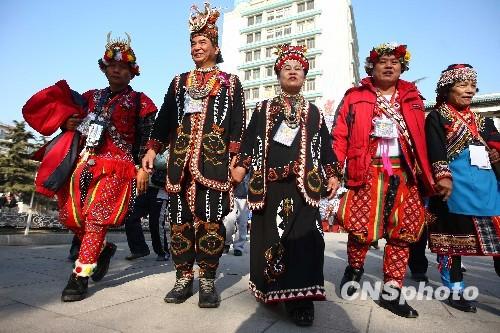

{"left": 446, "top": 103, "right": 479, "bottom": 138}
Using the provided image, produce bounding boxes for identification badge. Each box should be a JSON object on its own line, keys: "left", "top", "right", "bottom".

{"left": 273, "top": 121, "right": 300, "bottom": 146}
{"left": 469, "top": 145, "right": 491, "bottom": 169}
{"left": 77, "top": 113, "right": 96, "bottom": 135}
{"left": 85, "top": 120, "right": 107, "bottom": 148}
{"left": 184, "top": 93, "right": 204, "bottom": 114}
{"left": 373, "top": 117, "right": 398, "bottom": 138}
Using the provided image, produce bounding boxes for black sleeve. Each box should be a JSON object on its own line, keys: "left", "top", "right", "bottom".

{"left": 150, "top": 78, "right": 177, "bottom": 145}
{"left": 320, "top": 116, "right": 342, "bottom": 179}
{"left": 229, "top": 75, "right": 246, "bottom": 154}
{"left": 483, "top": 117, "right": 500, "bottom": 144}
{"left": 236, "top": 102, "right": 260, "bottom": 169}
{"left": 425, "top": 110, "right": 452, "bottom": 180}
{"left": 133, "top": 112, "right": 157, "bottom": 164}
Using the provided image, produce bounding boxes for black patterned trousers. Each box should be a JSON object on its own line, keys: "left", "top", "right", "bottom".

{"left": 167, "top": 178, "right": 230, "bottom": 279}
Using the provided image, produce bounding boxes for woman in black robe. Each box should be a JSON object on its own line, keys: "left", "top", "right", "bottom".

{"left": 231, "top": 44, "right": 341, "bottom": 326}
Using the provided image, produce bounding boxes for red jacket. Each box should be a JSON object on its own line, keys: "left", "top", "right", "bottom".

{"left": 332, "top": 77, "right": 434, "bottom": 194}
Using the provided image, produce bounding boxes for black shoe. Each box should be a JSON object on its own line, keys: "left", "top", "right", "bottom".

{"left": 198, "top": 277, "right": 220, "bottom": 308}
{"left": 164, "top": 275, "right": 194, "bottom": 304}
{"left": 223, "top": 245, "right": 230, "bottom": 254}
{"left": 379, "top": 285, "right": 418, "bottom": 318}
{"left": 448, "top": 293, "right": 477, "bottom": 313}
{"left": 286, "top": 301, "right": 314, "bottom": 326}
{"left": 233, "top": 249, "right": 243, "bottom": 256}
{"left": 61, "top": 273, "right": 88, "bottom": 302}
{"left": 156, "top": 254, "right": 168, "bottom": 261}
{"left": 125, "top": 251, "right": 150, "bottom": 261}
{"left": 494, "top": 257, "right": 500, "bottom": 277}
{"left": 91, "top": 243, "right": 117, "bottom": 282}
{"left": 340, "top": 266, "right": 364, "bottom": 297}
{"left": 410, "top": 273, "right": 429, "bottom": 283}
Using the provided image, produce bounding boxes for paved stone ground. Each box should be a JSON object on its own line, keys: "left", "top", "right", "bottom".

{"left": 0, "top": 233, "right": 498, "bottom": 333}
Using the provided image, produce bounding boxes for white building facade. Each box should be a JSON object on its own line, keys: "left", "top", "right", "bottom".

{"left": 221, "top": 0, "right": 360, "bottom": 119}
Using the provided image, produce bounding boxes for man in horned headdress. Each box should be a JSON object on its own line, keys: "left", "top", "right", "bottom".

{"left": 142, "top": 2, "right": 246, "bottom": 308}
{"left": 23, "top": 32, "right": 157, "bottom": 302}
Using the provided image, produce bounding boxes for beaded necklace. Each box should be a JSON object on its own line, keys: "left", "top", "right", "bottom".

{"left": 278, "top": 92, "right": 306, "bottom": 129}
{"left": 186, "top": 66, "right": 220, "bottom": 99}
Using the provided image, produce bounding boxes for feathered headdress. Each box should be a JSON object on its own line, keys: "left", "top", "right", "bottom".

{"left": 98, "top": 32, "right": 140, "bottom": 76}
{"left": 189, "top": 2, "right": 220, "bottom": 46}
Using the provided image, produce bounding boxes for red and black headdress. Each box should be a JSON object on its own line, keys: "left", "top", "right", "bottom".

{"left": 274, "top": 44, "right": 309, "bottom": 75}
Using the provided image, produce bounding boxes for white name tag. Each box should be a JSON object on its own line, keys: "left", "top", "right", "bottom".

{"left": 273, "top": 121, "right": 299, "bottom": 146}
{"left": 184, "top": 93, "right": 204, "bottom": 114}
{"left": 469, "top": 145, "right": 491, "bottom": 169}
{"left": 85, "top": 121, "right": 105, "bottom": 148}
{"left": 373, "top": 117, "right": 398, "bottom": 139}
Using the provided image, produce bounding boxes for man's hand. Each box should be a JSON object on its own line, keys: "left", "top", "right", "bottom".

{"left": 230, "top": 156, "right": 246, "bottom": 184}
{"left": 326, "top": 177, "right": 340, "bottom": 199}
{"left": 434, "top": 178, "right": 453, "bottom": 201}
{"left": 64, "top": 113, "right": 82, "bottom": 131}
{"left": 488, "top": 148, "right": 500, "bottom": 164}
{"left": 142, "top": 149, "right": 157, "bottom": 174}
{"left": 136, "top": 168, "right": 149, "bottom": 195}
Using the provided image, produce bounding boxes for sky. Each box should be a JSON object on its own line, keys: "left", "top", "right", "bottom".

{"left": 1, "top": 0, "right": 499, "bottom": 128}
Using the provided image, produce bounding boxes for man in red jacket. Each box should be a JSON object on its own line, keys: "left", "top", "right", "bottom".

{"left": 332, "top": 43, "right": 434, "bottom": 318}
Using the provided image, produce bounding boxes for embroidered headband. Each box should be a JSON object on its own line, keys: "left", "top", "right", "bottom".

{"left": 364, "top": 42, "right": 410, "bottom": 75}
{"left": 436, "top": 64, "right": 477, "bottom": 92}
{"left": 274, "top": 44, "right": 309, "bottom": 75}
{"left": 98, "top": 32, "right": 140, "bottom": 76}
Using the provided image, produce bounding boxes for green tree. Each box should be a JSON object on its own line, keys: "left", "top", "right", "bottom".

{"left": 0, "top": 121, "right": 39, "bottom": 201}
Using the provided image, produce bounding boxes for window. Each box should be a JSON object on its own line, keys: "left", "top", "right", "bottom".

{"left": 244, "top": 70, "right": 251, "bottom": 81}
{"left": 252, "top": 88, "right": 259, "bottom": 99}
{"left": 297, "top": 2, "right": 305, "bottom": 12}
{"left": 297, "top": 20, "right": 305, "bottom": 33}
{"left": 244, "top": 89, "right": 251, "bottom": 100}
{"left": 309, "top": 57, "right": 316, "bottom": 69}
{"left": 267, "top": 10, "right": 274, "bottom": 21}
{"left": 254, "top": 49, "right": 261, "bottom": 61}
{"left": 274, "top": 85, "right": 281, "bottom": 95}
{"left": 255, "top": 14, "right": 262, "bottom": 24}
{"left": 245, "top": 51, "right": 252, "bottom": 62}
{"left": 297, "top": 39, "right": 305, "bottom": 47}
{"left": 247, "top": 16, "right": 254, "bottom": 26}
{"left": 306, "top": 37, "right": 315, "bottom": 49}
{"left": 246, "top": 33, "right": 253, "bottom": 44}
{"left": 266, "top": 66, "right": 273, "bottom": 77}
{"left": 266, "top": 28, "right": 274, "bottom": 40}
{"left": 265, "top": 47, "right": 273, "bottom": 58}
{"left": 264, "top": 85, "right": 273, "bottom": 98}
{"left": 284, "top": 24, "right": 291, "bottom": 35}
{"left": 306, "top": 0, "right": 314, "bottom": 10}
{"left": 252, "top": 68, "right": 260, "bottom": 80}
{"left": 255, "top": 31, "right": 261, "bottom": 42}
{"left": 305, "top": 78, "right": 316, "bottom": 91}
{"left": 275, "top": 28, "right": 283, "bottom": 38}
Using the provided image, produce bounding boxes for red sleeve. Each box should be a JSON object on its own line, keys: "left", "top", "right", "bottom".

{"left": 138, "top": 93, "right": 158, "bottom": 118}
{"left": 331, "top": 94, "right": 350, "bottom": 165}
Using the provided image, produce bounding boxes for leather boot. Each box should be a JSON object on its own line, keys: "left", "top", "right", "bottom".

{"left": 340, "top": 265, "right": 364, "bottom": 297}
{"left": 164, "top": 272, "right": 194, "bottom": 304}
{"left": 61, "top": 273, "right": 88, "bottom": 302}
{"left": 379, "top": 285, "right": 418, "bottom": 318}
{"left": 198, "top": 271, "right": 220, "bottom": 308}
{"left": 91, "top": 242, "right": 117, "bottom": 282}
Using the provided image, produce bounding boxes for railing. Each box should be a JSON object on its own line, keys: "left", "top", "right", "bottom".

{"left": 0, "top": 210, "right": 151, "bottom": 232}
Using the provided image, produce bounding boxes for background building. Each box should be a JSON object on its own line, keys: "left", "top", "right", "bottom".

{"left": 221, "top": 0, "right": 359, "bottom": 120}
